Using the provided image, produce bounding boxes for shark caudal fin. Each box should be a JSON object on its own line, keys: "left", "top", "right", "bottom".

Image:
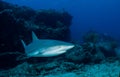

{"left": 21, "top": 40, "right": 26, "bottom": 48}
{"left": 21, "top": 31, "right": 38, "bottom": 49}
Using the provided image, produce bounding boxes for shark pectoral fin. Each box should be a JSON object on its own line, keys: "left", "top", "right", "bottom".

{"left": 21, "top": 40, "right": 26, "bottom": 48}
{"left": 32, "top": 31, "right": 39, "bottom": 42}
{"left": 16, "top": 54, "right": 29, "bottom": 61}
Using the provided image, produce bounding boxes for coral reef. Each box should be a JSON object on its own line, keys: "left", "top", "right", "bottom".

{"left": 0, "top": 0, "right": 72, "bottom": 69}
{"left": 0, "top": 1, "right": 120, "bottom": 77}
{"left": 66, "top": 31, "right": 119, "bottom": 64}
{"left": 0, "top": 29, "right": 119, "bottom": 77}
{"left": 0, "top": 59, "right": 120, "bottom": 77}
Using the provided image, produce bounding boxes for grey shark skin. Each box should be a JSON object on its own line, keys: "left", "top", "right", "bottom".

{"left": 21, "top": 32, "right": 74, "bottom": 58}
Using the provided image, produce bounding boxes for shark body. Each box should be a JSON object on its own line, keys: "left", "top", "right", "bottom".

{"left": 21, "top": 32, "right": 74, "bottom": 58}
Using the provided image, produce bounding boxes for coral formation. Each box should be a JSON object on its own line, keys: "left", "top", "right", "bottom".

{"left": 0, "top": 1, "right": 120, "bottom": 77}
{"left": 0, "top": 0, "right": 72, "bottom": 69}
{"left": 66, "top": 31, "right": 119, "bottom": 64}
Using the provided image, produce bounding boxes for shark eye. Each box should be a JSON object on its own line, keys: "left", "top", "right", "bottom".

{"left": 58, "top": 46, "right": 62, "bottom": 48}
{"left": 55, "top": 46, "right": 62, "bottom": 49}
{"left": 58, "top": 46, "right": 63, "bottom": 48}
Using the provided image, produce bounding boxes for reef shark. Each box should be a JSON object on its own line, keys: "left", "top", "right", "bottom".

{"left": 19, "top": 32, "right": 74, "bottom": 60}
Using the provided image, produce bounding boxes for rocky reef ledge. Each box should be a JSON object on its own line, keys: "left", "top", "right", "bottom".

{"left": 0, "top": 0, "right": 72, "bottom": 69}
{"left": 1, "top": 60, "right": 120, "bottom": 77}
{"left": 0, "top": 1, "right": 120, "bottom": 77}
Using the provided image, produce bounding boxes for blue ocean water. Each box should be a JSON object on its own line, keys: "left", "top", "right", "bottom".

{"left": 3, "top": 0, "right": 120, "bottom": 42}
{"left": 1, "top": 0, "right": 120, "bottom": 76}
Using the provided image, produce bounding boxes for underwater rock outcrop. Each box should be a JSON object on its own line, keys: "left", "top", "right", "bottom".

{"left": 65, "top": 31, "right": 119, "bottom": 64}
{"left": 0, "top": 58, "right": 120, "bottom": 77}
{"left": 0, "top": 0, "right": 72, "bottom": 69}
{"left": 1, "top": 1, "right": 120, "bottom": 77}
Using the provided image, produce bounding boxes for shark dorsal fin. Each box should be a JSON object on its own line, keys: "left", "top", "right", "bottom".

{"left": 32, "top": 31, "right": 39, "bottom": 42}
{"left": 21, "top": 40, "right": 26, "bottom": 48}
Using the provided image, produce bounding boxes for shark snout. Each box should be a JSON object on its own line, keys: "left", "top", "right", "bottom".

{"left": 66, "top": 45, "right": 74, "bottom": 50}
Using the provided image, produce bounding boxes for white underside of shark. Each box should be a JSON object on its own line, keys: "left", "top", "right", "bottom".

{"left": 19, "top": 32, "right": 74, "bottom": 60}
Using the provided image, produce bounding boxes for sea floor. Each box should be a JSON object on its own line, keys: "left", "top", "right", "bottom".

{"left": 0, "top": 60, "right": 120, "bottom": 77}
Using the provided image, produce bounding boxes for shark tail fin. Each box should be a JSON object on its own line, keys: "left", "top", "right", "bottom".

{"left": 32, "top": 31, "right": 39, "bottom": 42}
{"left": 21, "top": 40, "right": 26, "bottom": 48}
